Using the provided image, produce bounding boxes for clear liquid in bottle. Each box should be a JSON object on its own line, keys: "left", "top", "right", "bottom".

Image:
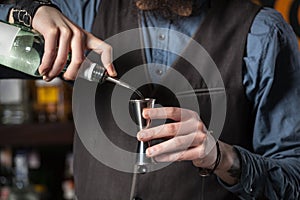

{"left": 0, "top": 21, "right": 43, "bottom": 76}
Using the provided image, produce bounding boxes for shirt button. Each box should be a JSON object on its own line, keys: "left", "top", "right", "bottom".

{"left": 156, "top": 69, "right": 163, "bottom": 75}
{"left": 159, "top": 34, "right": 166, "bottom": 40}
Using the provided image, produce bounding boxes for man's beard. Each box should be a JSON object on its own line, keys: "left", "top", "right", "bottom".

{"left": 134, "top": 0, "right": 195, "bottom": 20}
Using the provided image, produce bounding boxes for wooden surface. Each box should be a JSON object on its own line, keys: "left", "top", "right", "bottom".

{"left": 0, "top": 122, "right": 75, "bottom": 146}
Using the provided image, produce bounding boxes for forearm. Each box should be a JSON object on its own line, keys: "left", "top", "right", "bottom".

{"left": 216, "top": 144, "right": 300, "bottom": 199}
{"left": 214, "top": 141, "right": 241, "bottom": 185}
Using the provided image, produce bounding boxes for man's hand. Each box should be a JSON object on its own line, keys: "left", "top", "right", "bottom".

{"left": 137, "top": 107, "right": 218, "bottom": 167}
{"left": 137, "top": 107, "right": 242, "bottom": 185}
{"left": 10, "top": 6, "right": 116, "bottom": 81}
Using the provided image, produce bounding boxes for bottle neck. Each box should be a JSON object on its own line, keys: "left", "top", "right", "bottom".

{"left": 90, "top": 63, "right": 107, "bottom": 83}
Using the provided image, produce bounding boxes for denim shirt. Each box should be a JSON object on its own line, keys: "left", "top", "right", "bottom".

{"left": 1, "top": 1, "right": 300, "bottom": 199}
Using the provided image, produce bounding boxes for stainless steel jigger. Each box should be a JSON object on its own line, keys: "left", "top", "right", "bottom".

{"left": 129, "top": 98, "right": 155, "bottom": 199}
{"left": 129, "top": 98, "right": 155, "bottom": 173}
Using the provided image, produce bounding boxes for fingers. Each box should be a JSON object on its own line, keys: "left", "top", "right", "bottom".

{"left": 45, "top": 27, "right": 117, "bottom": 80}
{"left": 137, "top": 119, "right": 205, "bottom": 141}
{"left": 38, "top": 27, "right": 58, "bottom": 77}
{"left": 143, "top": 107, "right": 199, "bottom": 121}
{"left": 153, "top": 145, "right": 207, "bottom": 163}
{"left": 145, "top": 132, "right": 207, "bottom": 157}
{"left": 138, "top": 107, "right": 204, "bottom": 141}
{"left": 47, "top": 26, "right": 72, "bottom": 79}
{"left": 136, "top": 106, "right": 217, "bottom": 166}
{"left": 145, "top": 129, "right": 218, "bottom": 168}
{"left": 154, "top": 143, "right": 217, "bottom": 169}
{"left": 41, "top": 24, "right": 73, "bottom": 81}
{"left": 147, "top": 135, "right": 218, "bottom": 169}
{"left": 137, "top": 107, "right": 206, "bottom": 157}
{"left": 32, "top": 6, "right": 116, "bottom": 81}
{"left": 86, "top": 32, "right": 117, "bottom": 77}
{"left": 63, "top": 27, "right": 85, "bottom": 80}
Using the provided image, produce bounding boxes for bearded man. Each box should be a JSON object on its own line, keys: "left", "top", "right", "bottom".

{"left": 0, "top": 0, "right": 300, "bottom": 199}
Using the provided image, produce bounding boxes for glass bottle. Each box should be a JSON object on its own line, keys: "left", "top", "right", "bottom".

{"left": 8, "top": 152, "right": 38, "bottom": 200}
{"left": 31, "top": 78, "right": 68, "bottom": 123}
{"left": 31, "top": 78, "right": 72, "bottom": 123}
{"left": 0, "top": 79, "right": 31, "bottom": 124}
{"left": 61, "top": 153, "right": 74, "bottom": 200}
{"left": 0, "top": 21, "right": 143, "bottom": 97}
{"left": 0, "top": 147, "right": 13, "bottom": 200}
{"left": 0, "top": 20, "right": 108, "bottom": 81}
{"left": 0, "top": 21, "right": 44, "bottom": 77}
{"left": 27, "top": 150, "right": 47, "bottom": 200}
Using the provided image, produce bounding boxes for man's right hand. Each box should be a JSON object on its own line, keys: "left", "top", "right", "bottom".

{"left": 10, "top": 6, "right": 116, "bottom": 81}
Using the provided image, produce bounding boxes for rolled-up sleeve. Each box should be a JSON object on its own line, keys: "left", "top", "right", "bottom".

{"left": 220, "top": 8, "right": 300, "bottom": 199}
{"left": 0, "top": 4, "right": 13, "bottom": 21}
{"left": 224, "top": 147, "right": 300, "bottom": 199}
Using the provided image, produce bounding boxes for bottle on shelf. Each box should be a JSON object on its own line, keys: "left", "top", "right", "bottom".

{"left": 61, "top": 152, "right": 74, "bottom": 200}
{"left": 8, "top": 151, "right": 39, "bottom": 200}
{"left": 0, "top": 147, "right": 13, "bottom": 200}
{"left": 30, "top": 78, "right": 71, "bottom": 123}
{"left": 27, "top": 150, "right": 48, "bottom": 200}
{"left": 0, "top": 79, "right": 32, "bottom": 125}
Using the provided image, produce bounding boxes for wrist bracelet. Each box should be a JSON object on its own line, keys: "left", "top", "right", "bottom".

{"left": 198, "top": 141, "right": 221, "bottom": 177}
{"left": 12, "top": 0, "right": 61, "bottom": 28}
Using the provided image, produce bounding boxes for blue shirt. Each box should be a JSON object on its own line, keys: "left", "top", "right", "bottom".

{"left": 0, "top": 4, "right": 13, "bottom": 21}
{"left": 1, "top": 1, "right": 300, "bottom": 199}
{"left": 140, "top": 7, "right": 208, "bottom": 83}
